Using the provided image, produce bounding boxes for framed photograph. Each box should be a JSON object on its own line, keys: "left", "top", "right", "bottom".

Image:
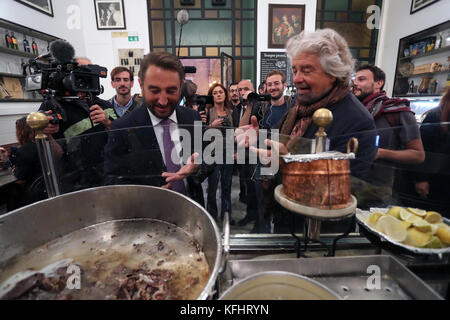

{"left": 268, "top": 4, "right": 305, "bottom": 49}
{"left": 94, "top": 0, "right": 126, "bottom": 30}
{"left": 410, "top": 0, "right": 440, "bottom": 14}
{"left": 14, "top": 0, "right": 54, "bottom": 17}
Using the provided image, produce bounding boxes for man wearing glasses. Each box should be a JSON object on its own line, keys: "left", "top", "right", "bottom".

{"left": 109, "top": 66, "right": 142, "bottom": 118}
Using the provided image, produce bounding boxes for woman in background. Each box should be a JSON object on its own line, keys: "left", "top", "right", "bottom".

{"left": 7, "top": 117, "right": 45, "bottom": 211}
{"left": 204, "top": 83, "right": 234, "bottom": 223}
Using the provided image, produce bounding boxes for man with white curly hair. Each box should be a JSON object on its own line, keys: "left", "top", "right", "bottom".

{"left": 239, "top": 29, "right": 378, "bottom": 232}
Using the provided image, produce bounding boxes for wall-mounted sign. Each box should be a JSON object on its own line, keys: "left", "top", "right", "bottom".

{"left": 260, "top": 52, "right": 293, "bottom": 86}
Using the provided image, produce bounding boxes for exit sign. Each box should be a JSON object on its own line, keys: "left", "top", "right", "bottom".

{"left": 128, "top": 36, "right": 139, "bottom": 42}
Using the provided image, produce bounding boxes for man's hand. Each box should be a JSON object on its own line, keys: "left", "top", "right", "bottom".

{"left": 249, "top": 139, "right": 288, "bottom": 165}
{"left": 90, "top": 105, "right": 111, "bottom": 129}
{"left": 43, "top": 110, "right": 60, "bottom": 135}
{"left": 235, "top": 115, "right": 259, "bottom": 148}
{"left": 415, "top": 181, "right": 429, "bottom": 198}
{"left": 162, "top": 153, "right": 200, "bottom": 183}
{"left": 199, "top": 110, "right": 207, "bottom": 124}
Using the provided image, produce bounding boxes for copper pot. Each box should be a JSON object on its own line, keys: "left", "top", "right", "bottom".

{"left": 281, "top": 138, "right": 358, "bottom": 210}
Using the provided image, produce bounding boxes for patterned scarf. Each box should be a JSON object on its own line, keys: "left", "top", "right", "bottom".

{"left": 362, "top": 90, "right": 411, "bottom": 120}
{"left": 280, "top": 83, "right": 351, "bottom": 149}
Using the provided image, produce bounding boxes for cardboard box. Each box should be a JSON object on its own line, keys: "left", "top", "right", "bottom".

{"left": 0, "top": 77, "right": 24, "bottom": 99}
{"left": 413, "top": 63, "right": 433, "bottom": 75}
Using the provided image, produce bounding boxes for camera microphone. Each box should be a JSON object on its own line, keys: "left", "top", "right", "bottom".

{"left": 49, "top": 39, "right": 76, "bottom": 64}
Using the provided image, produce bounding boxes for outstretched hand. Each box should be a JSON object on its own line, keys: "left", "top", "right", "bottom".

{"left": 235, "top": 115, "right": 259, "bottom": 148}
{"left": 162, "top": 152, "right": 200, "bottom": 183}
{"left": 249, "top": 139, "right": 288, "bottom": 165}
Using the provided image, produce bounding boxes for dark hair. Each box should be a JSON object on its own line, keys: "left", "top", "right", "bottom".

{"left": 182, "top": 80, "right": 197, "bottom": 98}
{"left": 110, "top": 66, "right": 133, "bottom": 81}
{"left": 266, "top": 70, "right": 286, "bottom": 83}
{"left": 16, "top": 116, "right": 34, "bottom": 146}
{"left": 138, "top": 52, "right": 185, "bottom": 83}
{"left": 182, "top": 80, "right": 197, "bottom": 106}
{"left": 207, "top": 83, "right": 230, "bottom": 110}
{"left": 258, "top": 82, "right": 266, "bottom": 93}
{"left": 229, "top": 82, "right": 239, "bottom": 88}
{"left": 356, "top": 64, "right": 386, "bottom": 90}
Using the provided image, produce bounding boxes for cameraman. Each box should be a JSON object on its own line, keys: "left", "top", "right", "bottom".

{"left": 203, "top": 83, "right": 234, "bottom": 223}
{"left": 39, "top": 57, "right": 117, "bottom": 192}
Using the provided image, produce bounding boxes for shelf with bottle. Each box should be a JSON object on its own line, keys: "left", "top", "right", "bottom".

{"left": 0, "top": 45, "right": 37, "bottom": 59}
{"left": 0, "top": 19, "right": 58, "bottom": 103}
{"left": 1, "top": 19, "right": 58, "bottom": 67}
{"left": 399, "top": 45, "right": 450, "bottom": 62}
{"left": 396, "top": 69, "right": 449, "bottom": 79}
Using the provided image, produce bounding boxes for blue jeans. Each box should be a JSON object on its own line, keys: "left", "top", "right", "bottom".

{"left": 207, "top": 164, "right": 233, "bottom": 220}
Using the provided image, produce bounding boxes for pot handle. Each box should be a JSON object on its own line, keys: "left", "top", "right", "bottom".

{"left": 219, "top": 211, "right": 230, "bottom": 274}
{"left": 346, "top": 137, "right": 359, "bottom": 154}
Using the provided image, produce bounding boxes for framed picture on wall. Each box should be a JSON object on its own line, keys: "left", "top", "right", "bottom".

{"left": 268, "top": 4, "right": 305, "bottom": 49}
{"left": 94, "top": 0, "right": 127, "bottom": 30}
{"left": 14, "top": 0, "right": 54, "bottom": 17}
{"left": 410, "top": 0, "right": 440, "bottom": 14}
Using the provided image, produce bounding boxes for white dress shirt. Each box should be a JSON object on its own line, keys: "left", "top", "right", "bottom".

{"left": 147, "top": 109, "right": 183, "bottom": 166}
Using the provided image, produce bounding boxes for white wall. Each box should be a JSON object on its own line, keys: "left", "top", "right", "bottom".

{"left": 376, "top": 0, "right": 450, "bottom": 96}
{"left": 256, "top": 0, "right": 317, "bottom": 86}
{"left": 78, "top": 0, "right": 150, "bottom": 100}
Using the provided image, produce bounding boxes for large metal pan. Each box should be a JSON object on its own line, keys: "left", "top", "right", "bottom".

{"left": 0, "top": 185, "right": 225, "bottom": 300}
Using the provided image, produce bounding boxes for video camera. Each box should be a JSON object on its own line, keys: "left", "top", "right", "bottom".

{"left": 194, "top": 95, "right": 214, "bottom": 111}
{"left": 247, "top": 92, "right": 271, "bottom": 103}
{"left": 23, "top": 40, "right": 108, "bottom": 123}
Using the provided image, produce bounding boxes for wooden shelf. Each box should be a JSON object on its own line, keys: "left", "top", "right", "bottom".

{"left": 0, "top": 46, "right": 37, "bottom": 59}
{"left": 0, "top": 19, "right": 58, "bottom": 43}
{"left": 400, "top": 46, "right": 450, "bottom": 61}
{"left": 396, "top": 70, "right": 449, "bottom": 79}
{"left": 0, "top": 72, "right": 25, "bottom": 78}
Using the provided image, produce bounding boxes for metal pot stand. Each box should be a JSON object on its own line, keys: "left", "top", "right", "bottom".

{"left": 274, "top": 185, "right": 357, "bottom": 258}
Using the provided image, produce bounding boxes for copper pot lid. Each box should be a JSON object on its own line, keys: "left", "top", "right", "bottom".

{"left": 282, "top": 151, "right": 355, "bottom": 164}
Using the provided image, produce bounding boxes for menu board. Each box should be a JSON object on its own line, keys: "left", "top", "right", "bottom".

{"left": 260, "top": 52, "right": 293, "bottom": 86}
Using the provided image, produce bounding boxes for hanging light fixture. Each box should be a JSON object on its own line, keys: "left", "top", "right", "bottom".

{"left": 176, "top": 9, "right": 189, "bottom": 57}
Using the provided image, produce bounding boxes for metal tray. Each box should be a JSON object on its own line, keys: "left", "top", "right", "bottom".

{"left": 356, "top": 208, "right": 450, "bottom": 256}
{"left": 219, "top": 256, "right": 443, "bottom": 300}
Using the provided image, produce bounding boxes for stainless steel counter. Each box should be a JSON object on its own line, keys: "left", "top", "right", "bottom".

{"left": 222, "top": 233, "right": 450, "bottom": 299}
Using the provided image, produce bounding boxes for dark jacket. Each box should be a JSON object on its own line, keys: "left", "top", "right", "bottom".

{"left": 104, "top": 105, "right": 211, "bottom": 206}
{"left": 231, "top": 102, "right": 245, "bottom": 128}
{"left": 108, "top": 95, "right": 142, "bottom": 118}
{"left": 39, "top": 97, "right": 117, "bottom": 192}
{"left": 39, "top": 96, "right": 116, "bottom": 141}
{"left": 295, "top": 93, "right": 377, "bottom": 179}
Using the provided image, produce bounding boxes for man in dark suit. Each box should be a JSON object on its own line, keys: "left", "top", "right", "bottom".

{"left": 104, "top": 52, "right": 208, "bottom": 205}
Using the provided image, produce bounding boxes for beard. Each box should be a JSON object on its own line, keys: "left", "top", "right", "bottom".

{"left": 353, "top": 88, "right": 372, "bottom": 102}
{"left": 270, "top": 90, "right": 284, "bottom": 100}
{"left": 117, "top": 86, "right": 131, "bottom": 96}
